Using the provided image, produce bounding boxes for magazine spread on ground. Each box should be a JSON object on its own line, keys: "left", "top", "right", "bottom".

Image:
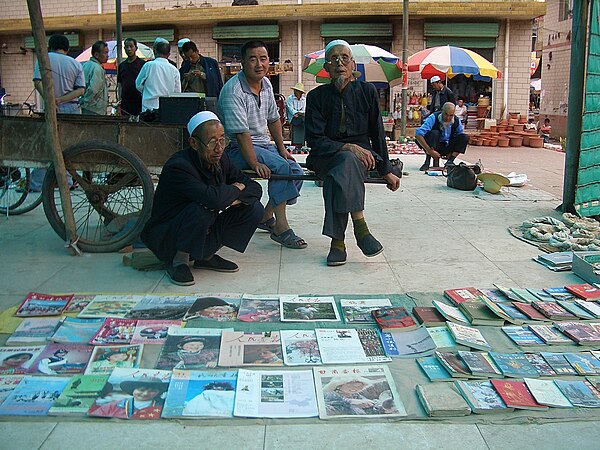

{"left": 49, "top": 374, "right": 111, "bottom": 415}
{"left": 78, "top": 295, "right": 143, "bottom": 318}
{"left": 313, "top": 365, "right": 407, "bottom": 419}
{"left": 27, "top": 343, "right": 93, "bottom": 376}
{"left": 237, "top": 295, "right": 281, "bottom": 322}
{"left": 63, "top": 295, "right": 96, "bottom": 314}
{"left": 0, "top": 375, "right": 25, "bottom": 404}
{"left": 0, "top": 346, "right": 45, "bottom": 375}
{"left": 85, "top": 345, "right": 144, "bottom": 375}
{"left": 50, "top": 317, "right": 104, "bottom": 344}
{"left": 218, "top": 331, "right": 283, "bottom": 366}
{"left": 182, "top": 294, "right": 242, "bottom": 322}
{"left": 130, "top": 320, "right": 181, "bottom": 345}
{"left": 162, "top": 369, "right": 238, "bottom": 418}
{"left": 6, "top": 317, "right": 61, "bottom": 345}
{"left": 89, "top": 318, "right": 137, "bottom": 346}
{"left": 280, "top": 330, "right": 322, "bottom": 366}
{"left": 381, "top": 326, "right": 437, "bottom": 358}
{"left": 233, "top": 369, "right": 318, "bottom": 418}
{"left": 0, "top": 376, "right": 70, "bottom": 416}
{"left": 155, "top": 327, "right": 229, "bottom": 370}
{"left": 126, "top": 295, "right": 198, "bottom": 320}
{"left": 340, "top": 298, "right": 392, "bottom": 324}
{"left": 315, "top": 328, "right": 391, "bottom": 364}
{"left": 15, "top": 292, "right": 74, "bottom": 317}
{"left": 279, "top": 296, "right": 340, "bottom": 322}
{"left": 88, "top": 368, "right": 172, "bottom": 419}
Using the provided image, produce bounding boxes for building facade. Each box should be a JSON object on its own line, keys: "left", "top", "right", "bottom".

{"left": 0, "top": 0, "right": 545, "bottom": 121}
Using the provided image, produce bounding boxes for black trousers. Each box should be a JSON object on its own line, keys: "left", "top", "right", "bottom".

{"left": 142, "top": 202, "right": 264, "bottom": 265}
{"left": 421, "top": 130, "right": 468, "bottom": 156}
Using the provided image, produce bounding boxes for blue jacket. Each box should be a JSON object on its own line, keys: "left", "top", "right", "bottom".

{"left": 180, "top": 56, "right": 223, "bottom": 98}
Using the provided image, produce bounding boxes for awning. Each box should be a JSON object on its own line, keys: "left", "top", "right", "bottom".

{"left": 425, "top": 22, "right": 499, "bottom": 49}
{"left": 24, "top": 34, "right": 79, "bottom": 49}
{"left": 320, "top": 23, "right": 393, "bottom": 38}
{"left": 212, "top": 25, "right": 279, "bottom": 41}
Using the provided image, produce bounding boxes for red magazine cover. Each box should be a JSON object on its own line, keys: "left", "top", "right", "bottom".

{"left": 90, "top": 318, "right": 138, "bottom": 346}
{"left": 565, "top": 284, "right": 600, "bottom": 301}
{"left": 371, "top": 307, "right": 418, "bottom": 332}
{"left": 443, "top": 288, "right": 482, "bottom": 306}
{"left": 15, "top": 292, "right": 74, "bottom": 317}
{"left": 511, "top": 302, "right": 548, "bottom": 321}
{"left": 490, "top": 379, "right": 548, "bottom": 410}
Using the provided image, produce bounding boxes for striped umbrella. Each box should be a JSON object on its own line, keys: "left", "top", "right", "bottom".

{"left": 407, "top": 45, "right": 502, "bottom": 80}
{"left": 303, "top": 44, "right": 402, "bottom": 87}
{"left": 76, "top": 41, "right": 154, "bottom": 74}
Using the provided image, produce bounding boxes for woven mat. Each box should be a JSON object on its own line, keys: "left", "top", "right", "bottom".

{"left": 473, "top": 186, "right": 559, "bottom": 201}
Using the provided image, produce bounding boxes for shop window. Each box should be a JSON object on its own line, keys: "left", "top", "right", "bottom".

{"left": 559, "top": 0, "right": 573, "bottom": 22}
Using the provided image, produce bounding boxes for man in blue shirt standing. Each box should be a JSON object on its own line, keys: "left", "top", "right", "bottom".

{"left": 415, "top": 102, "right": 468, "bottom": 171}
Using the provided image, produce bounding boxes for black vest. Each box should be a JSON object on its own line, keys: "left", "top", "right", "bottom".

{"left": 432, "top": 112, "right": 460, "bottom": 137}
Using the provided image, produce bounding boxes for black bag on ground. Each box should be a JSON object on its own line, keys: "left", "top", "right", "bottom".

{"left": 444, "top": 162, "right": 478, "bottom": 191}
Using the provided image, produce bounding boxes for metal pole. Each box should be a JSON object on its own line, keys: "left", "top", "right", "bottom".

{"left": 26, "top": 0, "right": 80, "bottom": 254}
{"left": 400, "top": 0, "right": 408, "bottom": 137}
{"left": 116, "top": 0, "right": 123, "bottom": 67}
{"left": 562, "top": 0, "right": 589, "bottom": 213}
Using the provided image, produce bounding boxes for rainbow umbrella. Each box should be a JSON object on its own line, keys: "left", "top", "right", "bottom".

{"left": 407, "top": 45, "right": 502, "bottom": 80}
{"left": 76, "top": 41, "right": 154, "bottom": 74}
{"left": 303, "top": 44, "right": 402, "bottom": 88}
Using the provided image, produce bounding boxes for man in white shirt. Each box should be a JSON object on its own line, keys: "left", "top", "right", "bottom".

{"left": 454, "top": 97, "right": 468, "bottom": 125}
{"left": 285, "top": 82, "right": 307, "bottom": 148}
{"left": 136, "top": 38, "right": 181, "bottom": 112}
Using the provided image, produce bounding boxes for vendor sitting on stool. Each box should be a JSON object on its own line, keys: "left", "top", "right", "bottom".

{"left": 415, "top": 102, "right": 469, "bottom": 171}
{"left": 141, "top": 111, "right": 264, "bottom": 286}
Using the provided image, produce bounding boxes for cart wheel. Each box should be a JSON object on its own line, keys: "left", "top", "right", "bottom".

{"left": 0, "top": 167, "right": 43, "bottom": 215}
{"left": 42, "top": 140, "right": 154, "bottom": 253}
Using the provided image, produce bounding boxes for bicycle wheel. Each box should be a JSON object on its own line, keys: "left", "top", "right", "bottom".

{"left": 42, "top": 140, "right": 154, "bottom": 253}
{"left": 0, "top": 166, "right": 42, "bottom": 215}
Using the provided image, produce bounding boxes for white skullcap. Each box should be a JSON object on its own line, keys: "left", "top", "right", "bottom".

{"left": 325, "top": 39, "right": 352, "bottom": 56}
{"left": 178, "top": 38, "right": 191, "bottom": 48}
{"left": 154, "top": 37, "right": 169, "bottom": 45}
{"left": 187, "top": 111, "right": 220, "bottom": 136}
{"left": 430, "top": 75, "right": 441, "bottom": 83}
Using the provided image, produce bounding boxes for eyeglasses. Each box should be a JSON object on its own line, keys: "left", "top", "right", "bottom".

{"left": 200, "top": 137, "right": 230, "bottom": 151}
{"left": 325, "top": 55, "right": 352, "bottom": 66}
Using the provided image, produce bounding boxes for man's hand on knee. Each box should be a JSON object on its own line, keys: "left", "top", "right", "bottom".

{"left": 342, "top": 143, "right": 375, "bottom": 170}
{"left": 253, "top": 162, "right": 271, "bottom": 178}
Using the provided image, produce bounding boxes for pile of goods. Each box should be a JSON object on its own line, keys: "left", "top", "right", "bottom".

{"left": 520, "top": 214, "right": 600, "bottom": 251}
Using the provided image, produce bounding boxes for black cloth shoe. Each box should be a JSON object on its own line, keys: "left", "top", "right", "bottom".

{"left": 167, "top": 264, "right": 194, "bottom": 286}
{"left": 419, "top": 163, "right": 430, "bottom": 171}
{"left": 193, "top": 254, "right": 239, "bottom": 272}
{"left": 356, "top": 234, "right": 384, "bottom": 257}
{"left": 327, "top": 247, "right": 347, "bottom": 266}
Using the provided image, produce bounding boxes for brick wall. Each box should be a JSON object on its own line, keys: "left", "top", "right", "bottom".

{"left": 0, "top": 35, "right": 37, "bottom": 107}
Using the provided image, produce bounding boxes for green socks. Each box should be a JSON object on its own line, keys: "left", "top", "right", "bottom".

{"left": 331, "top": 238, "right": 346, "bottom": 251}
{"left": 353, "top": 217, "right": 370, "bottom": 241}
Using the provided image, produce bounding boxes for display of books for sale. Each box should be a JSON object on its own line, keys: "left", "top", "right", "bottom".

{"left": 412, "top": 306, "right": 447, "bottom": 327}
{"left": 523, "top": 378, "right": 573, "bottom": 408}
{"left": 446, "top": 322, "right": 491, "bottom": 351}
{"left": 435, "top": 351, "right": 472, "bottom": 378}
{"left": 565, "top": 283, "right": 600, "bottom": 301}
{"left": 511, "top": 302, "right": 550, "bottom": 322}
{"left": 234, "top": 369, "right": 318, "bottom": 418}
{"left": 0, "top": 375, "right": 24, "bottom": 404}
{"left": 0, "top": 376, "right": 70, "bottom": 416}
{"left": 416, "top": 383, "right": 471, "bottom": 417}
{"left": 527, "top": 288, "right": 555, "bottom": 302}
{"left": 84, "top": 344, "right": 143, "bottom": 375}
{"left": 50, "top": 317, "right": 104, "bottom": 344}
{"left": 479, "top": 288, "right": 508, "bottom": 304}
{"left": 157, "top": 327, "right": 227, "bottom": 370}
{"left": 493, "top": 284, "right": 522, "bottom": 302}
{"left": 556, "top": 300, "right": 596, "bottom": 320}
{"left": 554, "top": 322, "right": 600, "bottom": 345}
{"left": 574, "top": 300, "right": 600, "bottom": 318}
{"left": 458, "top": 301, "right": 505, "bottom": 326}
{"left": 523, "top": 354, "right": 557, "bottom": 377}
{"left": 162, "top": 369, "right": 237, "bottom": 418}
{"left": 416, "top": 356, "right": 453, "bottom": 382}
{"left": 485, "top": 300, "right": 528, "bottom": 325}
{"left": 501, "top": 326, "right": 545, "bottom": 346}
{"left": 528, "top": 324, "right": 574, "bottom": 345}
{"left": 280, "top": 330, "right": 322, "bottom": 366}
{"left": 236, "top": 296, "right": 280, "bottom": 323}
{"left": 510, "top": 288, "right": 541, "bottom": 304}
{"left": 531, "top": 301, "right": 577, "bottom": 321}
{"left": 371, "top": 306, "right": 418, "bottom": 332}
{"left": 453, "top": 380, "right": 512, "bottom": 414}
{"left": 48, "top": 374, "right": 110, "bottom": 416}
{"left": 88, "top": 368, "right": 172, "bottom": 419}
{"left": 540, "top": 352, "right": 578, "bottom": 376}
{"left": 63, "top": 294, "right": 96, "bottom": 314}
{"left": 315, "top": 328, "right": 391, "bottom": 364}
{"left": 78, "top": 295, "right": 143, "bottom": 319}
{"left": 543, "top": 287, "right": 575, "bottom": 301}
{"left": 340, "top": 298, "right": 392, "bottom": 324}
{"left": 426, "top": 326, "right": 464, "bottom": 351}
{"left": 488, "top": 352, "right": 540, "bottom": 378}
{"left": 554, "top": 379, "right": 600, "bottom": 408}
{"left": 563, "top": 353, "right": 600, "bottom": 376}
{"left": 6, "top": 317, "right": 61, "bottom": 345}
{"left": 490, "top": 379, "right": 548, "bottom": 410}
{"left": 313, "top": 365, "right": 406, "bottom": 419}
{"left": 380, "top": 326, "right": 436, "bottom": 358}
{"left": 130, "top": 320, "right": 181, "bottom": 345}
{"left": 443, "top": 287, "right": 483, "bottom": 306}
{"left": 0, "top": 346, "right": 45, "bottom": 375}
{"left": 126, "top": 295, "right": 198, "bottom": 320}
{"left": 15, "top": 292, "right": 74, "bottom": 317}
{"left": 279, "top": 296, "right": 340, "bottom": 322}
{"left": 534, "top": 252, "right": 574, "bottom": 271}
{"left": 218, "top": 331, "right": 283, "bottom": 367}
{"left": 457, "top": 351, "right": 502, "bottom": 378}
{"left": 27, "top": 343, "right": 93, "bottom": 376}
{"left": 182, "top": 294, "right": 241, "bottom": 322}
{"left": 432, "top": 300, "right": 469, "bottom": 325}
{"left": 89, "top": 318, "right": 137, "bottom": 346}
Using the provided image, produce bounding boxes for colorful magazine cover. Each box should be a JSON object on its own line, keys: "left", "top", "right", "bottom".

{"left": 279, "top": 296, "right": 340, "bottom": 322}
{"left": 234, "top": 369, "right": 318, "bottom": 418}
{"left": 50, "top": 317, "right": 105, "bottom": 344}
{"left": 280, "top": 330, "right": 322, "bottom": 366}
{"left": 27, "top": 343, "right": 93, "bottom": 375}
{"left": 0, "top": 346, "right": 45, "bottom": 374}
{"left": 14, "top": 292, "right": 73, "bottom": 317}
{"left": 88, "top": 368, "right": 171, "bottom": 419}
{"left": 340, "top": 298, "right": 393, "bottom": 323}
{"left": 182, "top": 295, "right": 241, "bottom": 322}
{"left": 130, "top": 320, "right": 181, "bottom": 345}
{"left": 313, "top": 365, "right": 407, "bottom": 419}
{"left": 126, "top": 295, "right": 198, "bottom": 320}
{"left": 84, "top": 344, "right": 143, "bottom": 375}
{"left": 236, "top": 296, "right": 280, "bottom": 322}
{"left": 0, "top": 375, "right": 25, "bottom": 404}
{"left": 49, "top": 374, "right": 110, "bottom": 415}
{"left": 6, "top": 317, "right": 61, "bottom": 345}
{"left": 218, "top": 331, "right": 283, "bottom": 367}
{"left": 315, "top": 328, "right": 391, "bottom": 364}
{"left": 155, "top": 327, "right": 227, "bottom": 370}
{"left": 454, "top": 380, "right": 509, "bottom": 413}
{"left": 89, "top": 318, "right": 138, "bottom": 346}
{"left": 162, "top": 369, "right": 238, "bottom": 418}
{"left": 0, "top": 376, "right": 70, "bottom": 416}
{"left": 63, "top": 294, "right": 96, "bottom": 314}
{"left": 78, "top": 295, "right": 143, "bottom": 319}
